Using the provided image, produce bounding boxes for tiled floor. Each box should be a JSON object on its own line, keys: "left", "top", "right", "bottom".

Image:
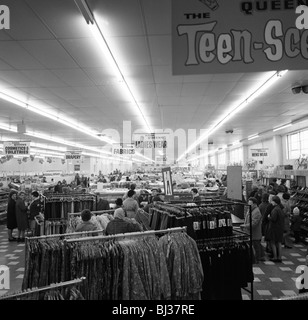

{"left": 0, "top": 224, "right": 307, "bottom": 300}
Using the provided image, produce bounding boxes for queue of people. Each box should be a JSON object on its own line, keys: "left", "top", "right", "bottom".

{"left": 240, "top": 179, "right": 304, "bottom": 264}
{"left": 6, "top": 190, "right": 43, "bottom": 242}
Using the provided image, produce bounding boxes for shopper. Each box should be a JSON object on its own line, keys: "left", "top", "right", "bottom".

{"left": 114, "top": 198, "right": 123, "bottom": 209}
{"left": 191, "top": 188, "right": 202, "bottom": 205}
{"left": 15, "top": 191, "right": 28, "bottom": 242}
{"left": 241, "top": 197, "right": 265, "bottom": 263}
{"left": 123, "top": 183, "right": 138, "bottom": 201}
{"left": 75, "top": 209, "right": 99, "bottom": 232}
{"left": 281, "top": 193, "right": 292, "bottom": 248}
{"left": 291, "top": 207, "right": 302, "bottom": 243}
{"left": 105, "top": 207, "right": 142, "bottom": 235}
{"left": 6, "top": 189, "right": 18, "bottom": 241}
{"left": 267, "top": 196, "right": 285, "bottom": 262}
{"left": 123, "top": 189, "right": 139, "bottom": 219}
{"left": 28, "top": 191, "right": 41, "bottom": 236}
{"left": 280, "top": 179, "right": 289, "bottom": 193}
{"left": 96, "top": 197, "right": 110, "bottom": 211}
{"left": 54, "top": 181, "right": 63, "bottom": 193}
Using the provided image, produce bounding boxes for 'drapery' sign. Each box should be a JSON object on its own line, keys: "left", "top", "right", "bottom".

{"left": 172, "top": 0, "right": 307, "bottom": 74}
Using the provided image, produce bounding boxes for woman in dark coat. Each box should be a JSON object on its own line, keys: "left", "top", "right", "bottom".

{"left": 6, "top": 189, "right": 18, "bottom": 241}
{"left": 267, "top": 195, "right": 285, "bottom": 262}
{"left": 15, "top": 191, "right": 28, "bottom": 242}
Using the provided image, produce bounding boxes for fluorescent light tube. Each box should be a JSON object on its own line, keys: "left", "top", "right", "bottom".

{"left": 177, "top": 70, "right": 288, "bottom": 162}
{"left": 273, "top": 123, "right": 292, "bottom": 132}
{"left": 248, "top": 134, "right": 259, "bottom": 140}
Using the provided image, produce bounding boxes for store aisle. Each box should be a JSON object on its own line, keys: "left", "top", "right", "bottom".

{"left": 0, "top": 223, "right": 307, "bottom": 300}
{"left": 0, "top": 225, "right": 25, "bottom": 297}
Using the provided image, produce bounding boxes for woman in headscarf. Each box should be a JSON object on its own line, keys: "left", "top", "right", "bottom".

{"left": 6, "top": 189, "right": 18, "bottom": 241}
{"left": 105, "top": 208, "right": 142, "bottom": 235}
{"left": 15, "top": 191, "right": 28, "bottom": 242}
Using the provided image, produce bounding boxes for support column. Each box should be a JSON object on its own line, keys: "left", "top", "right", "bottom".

{"left": 273, "top": 135, "right": 283, "bottom": 166}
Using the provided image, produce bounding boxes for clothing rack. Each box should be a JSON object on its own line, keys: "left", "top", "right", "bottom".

{"left": 25, "top": 229, "right": 105, "bottom": 242}
{"left": 42, "top": 192, "right": 97, "bottom": 221}
{"left": 153, "top": 200, "right": 253, "bottom": 300}
{"left": 65, "top": 226, "right": 187, "bottom": 243}
{"left": 0, "top": 277, "right": 86, "bottom": 300}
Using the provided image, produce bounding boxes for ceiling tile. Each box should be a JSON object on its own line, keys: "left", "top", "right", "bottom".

{"left": 51, "top": 69, "right": 94, "bottom": 87}
{"left": 19, "top": 40, "right": 79, "bottom": 69}
{"left": 5, "top": 0, "right": 54, "bottom": 40}
{"left": 20, "top": 70, "right": 68, "bottom": 87}
{"left": 0, "top": 41, "right": 43, "bottom": 69}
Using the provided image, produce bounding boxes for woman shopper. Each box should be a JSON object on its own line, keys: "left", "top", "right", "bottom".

{"left": 15, "top": 191, "right": 28, "bottom": 242}
{"left": 123, "top": 189, "right": 139, "bottom": 219}
{"left": 281, "top": 193, "right": 292, "bottom": 248}
{"left": 267, "top": 196, "right": 285, "bottom": 262}
{"left": 241, "top": 197, "right": 265, "bottom": 263}
{"left": 28, "top": 191, "right": 41, "bottom": 237}
{"left": 105, "top": 207, "right": 142, "bottom": 235}
{"left": 6, "top": 189, "right": 18, "bottom": 241}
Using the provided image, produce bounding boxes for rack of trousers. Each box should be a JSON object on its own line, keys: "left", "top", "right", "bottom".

{"left": 0, "top": 277, "right": 86, "bottom": 300}
{"left": 22, "top": 227, "right": 204, "bottom": 300}
{"left": 149, "top": 200, "right": 254, "bottom": 300}
{"left": 44, "top": 218, "right": 67, "bottom": 235}
{"left": 42, "top": 192, "right": 97, "bottom": 220}
{"left": 149, "top": 199, "right": 241, "bottom": 240}
{"left": 196, "top": 229, "right": 254, "bottom": 300}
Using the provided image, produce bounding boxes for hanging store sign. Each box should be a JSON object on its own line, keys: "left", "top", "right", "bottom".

{"left": 172, "top": 0, "right": 307, "bottom": 75}
{"left": 3, "top": 141, "right": 30, "bottom": 155}
{"left": 162, "top": 167, "right": 174, "bottom": 197}
{"left": 250, "top": 148, "right": 269, "bottom": 158}
{"left": 112, "top": 143, "right": 135, "bottom": 155}
{"left": 65, "top": 151, "right": 82, "bottom": 160}
{"left": 133, "top": 133, "right": 168, "bottom": 149}
{"left": 74, "top": 164, "right": 80, "bottom": 171}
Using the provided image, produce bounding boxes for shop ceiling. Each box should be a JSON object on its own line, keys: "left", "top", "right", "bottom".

{"left": 0, "top": 0, "right": 307, "bottom": 160}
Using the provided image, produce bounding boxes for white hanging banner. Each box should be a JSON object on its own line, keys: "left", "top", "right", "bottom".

{"left": 65, "top": 151, "right": 82, "bottom": 160}
{"left": 172, "top": 0, "right": 307, "bottom": 75}
{"left": 250, "top": 148, "right": 269, "bottom": 158}
{"left": 133, "top": 133, "right": 168, "bottom": 149}
{"left": 112, "top": 143, "right": 135, "bottom": 155}
{"left": 3, "top": 141, "right": 30, "bottom": 155}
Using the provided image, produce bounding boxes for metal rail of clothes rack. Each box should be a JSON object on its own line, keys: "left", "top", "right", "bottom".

{"left": 0, "top": 277, "right": 86, "bottom": 300}
{"left": 67, "top": 209, "right": 115, "bottom": 217}
{"left": 278, "top": 292, "right": 308, "bottom": 300}
{"left": 25, "top": 228, "right": 106, "bottom": 244}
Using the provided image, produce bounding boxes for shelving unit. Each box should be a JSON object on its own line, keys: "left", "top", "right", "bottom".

{"left": 0, "top": 190, "right": 9, "bottom": 223}
{"left": 291, "top": 190, "right": 308, "bottom": 241}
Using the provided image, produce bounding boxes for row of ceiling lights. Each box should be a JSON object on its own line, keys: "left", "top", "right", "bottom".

{"left": 187, "top": 115, "right": 308, "bottom": 163}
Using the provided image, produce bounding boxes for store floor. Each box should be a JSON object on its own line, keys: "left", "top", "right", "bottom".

{"left": 0, "top": 223, "right": 307, "bottom": 300}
